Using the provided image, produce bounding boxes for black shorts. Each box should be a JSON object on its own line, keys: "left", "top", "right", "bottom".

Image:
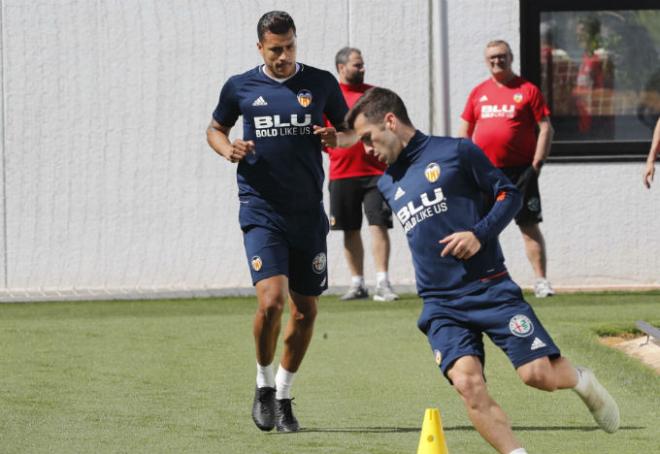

{"left": 500, "top": 166, "right": 543, "bottom": 226}
{"left": 328, "top": 176, "right": 393, "bottom": 230}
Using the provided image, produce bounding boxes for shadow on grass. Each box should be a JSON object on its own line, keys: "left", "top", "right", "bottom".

{"left": 273, "top": 425, "right": 644, "bottom": 434}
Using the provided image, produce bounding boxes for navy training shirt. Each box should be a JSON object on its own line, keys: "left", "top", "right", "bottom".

{"left": 378, "top": 131, "right": 522, "bottom": 300}
{"left": 213, "top": 64, "right": 348, "bottom": 214}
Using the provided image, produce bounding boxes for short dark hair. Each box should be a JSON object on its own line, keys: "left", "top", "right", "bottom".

{"left": 257, "top": 11, "right": 296, "bottom": 42}
{"left": 346, "top": 87, "right": 412, "bottom": 129}
{"left": 335, "top": 47, "right": 361, "bottom": 71}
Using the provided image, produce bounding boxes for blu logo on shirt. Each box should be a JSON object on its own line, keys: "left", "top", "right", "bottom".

{"left": 253, "top": 114, "right": 313, "bottom": 137}
{"left": 396, "top": 187, "right": 448, "bottom": 232}
{"left": 480, "top": 104, "right": 515, "bottom": 119}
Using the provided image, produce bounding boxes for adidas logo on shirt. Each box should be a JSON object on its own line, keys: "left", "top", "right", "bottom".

{"left": 530, "top": 337, "right": 547, "bottom": 351}
{"left": 479, "top": 95, "right": 488, "bottom": 102}
{"left": 394, "top": 187, "right": 406, "bottom": 200}
{"left": 252, "top": 96, "right": 268, "bottom": 106}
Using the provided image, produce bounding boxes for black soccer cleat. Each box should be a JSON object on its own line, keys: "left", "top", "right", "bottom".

{"left": 251, "top": 386, "right": 276, "bottom": 431}
{"left": 275, "top": 398, "right": 300, "bottom": 432}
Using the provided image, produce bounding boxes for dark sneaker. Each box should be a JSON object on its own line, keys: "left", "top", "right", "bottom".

{"left": 251, "top": 386, "right": 276, "bottom": 431}
{"left": 275, "top": 398, "right": 300, "bottom": 432}
{"left": 340, "top": 285, "right": 368, "bottom": 301}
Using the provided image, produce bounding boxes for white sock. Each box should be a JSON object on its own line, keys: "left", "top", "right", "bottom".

{"left": 376, "top": 271, "right": 389, "bottom": 287}
{"left": 351, "top": 275, "right": 364, "bottom": 287}
{"left": 509, "top": 449, "right": 528, "bottom": 454}
{"left": 275, "top": 366, "right": 296, "bottom": 400}
{"left": 256, "top": 362, "right": 275, "bottom": 388}
{"left": 573, "top": 367, "right": 589, "bottom": 394}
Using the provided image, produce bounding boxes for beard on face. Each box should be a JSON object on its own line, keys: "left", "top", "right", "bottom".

{"left": 345, "top": 70, "right": 364, "bottom": 85}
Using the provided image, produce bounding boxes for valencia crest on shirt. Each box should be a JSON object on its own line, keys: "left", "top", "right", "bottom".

{"left": 425, "top": 162, "right": 441, "bottom": 183}
{"left": 297, "top": 89, "right": 313, "bottom": 107}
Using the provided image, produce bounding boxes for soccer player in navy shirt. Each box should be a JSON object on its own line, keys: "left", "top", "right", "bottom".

{"left": 346, "top": 87, "right": 619, "bottom": 454}
{"left": 206, "top": 11, "right": 354, "bottom": 433}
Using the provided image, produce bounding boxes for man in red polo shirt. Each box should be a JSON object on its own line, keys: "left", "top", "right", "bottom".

{"left": 325, "top": 47, "right": 398, "bottom": 302}
{"left": 459, "top": 40, "right": 555, "bottom": 298}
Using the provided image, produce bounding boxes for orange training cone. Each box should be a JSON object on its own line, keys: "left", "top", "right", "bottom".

{"left": 417, "top": 408, "right": 449, "bottom": 454}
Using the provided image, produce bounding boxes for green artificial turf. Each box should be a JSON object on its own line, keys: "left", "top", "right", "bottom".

{"left": 0, "top": 292, "right": 658, "bottom": 453}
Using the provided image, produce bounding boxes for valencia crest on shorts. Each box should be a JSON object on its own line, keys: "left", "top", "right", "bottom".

{"left": 251, "top": 256, "right": 263, "bottom": 272}
{"left": 297, "top": 89, "right": 313, "bottom": 108}
{"left": 434, "top": 349, "right": 442, "bottom": 366}
{"left": 424, "top": 163, "right": 441, "bottom": 183}
{"left": 311, "top": 252, "right": 326, "bottom": 274}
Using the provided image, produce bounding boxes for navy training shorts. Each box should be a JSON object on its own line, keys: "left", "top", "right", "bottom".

{"left": 417, "top": 278, "right": 560, "bottom": 381}
{"left": 239, "top": 198, "right": 329, "bottom": 296}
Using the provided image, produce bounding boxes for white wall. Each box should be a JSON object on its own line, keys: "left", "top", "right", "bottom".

{"left": 0, "top": 0, "right": 657, "bottom": 302}
{"left": 501, "top": 163, "right": 660, "bottom": 287}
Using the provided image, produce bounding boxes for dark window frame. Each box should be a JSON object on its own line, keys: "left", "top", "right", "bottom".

{"left": 520, "top": 0, "right": 659, "bottom": 162}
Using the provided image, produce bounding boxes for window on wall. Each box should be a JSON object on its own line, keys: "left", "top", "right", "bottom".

{"left": 521, "top": 0, "right": 660, "bottom": 161}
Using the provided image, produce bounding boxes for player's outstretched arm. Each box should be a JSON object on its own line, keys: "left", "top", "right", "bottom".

{"left": 313, "top": 125, "right": 358, "bottom": 148}
{"left": 207, "top": 119, "right": 254, "bottom": 163}
{"left": 336, "top": 129, "right": 358, "bottom": 148}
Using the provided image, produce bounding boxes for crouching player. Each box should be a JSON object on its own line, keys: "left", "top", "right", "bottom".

{"left": 345, "top": 87, "right": 619, "bottom": 454}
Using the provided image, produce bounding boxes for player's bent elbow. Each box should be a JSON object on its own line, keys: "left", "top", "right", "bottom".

{"left": 206, "top": 127, "right": 216, "bottom": 149}
{"left": 206, "top": 126, "right": 220, "bottom": 146}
